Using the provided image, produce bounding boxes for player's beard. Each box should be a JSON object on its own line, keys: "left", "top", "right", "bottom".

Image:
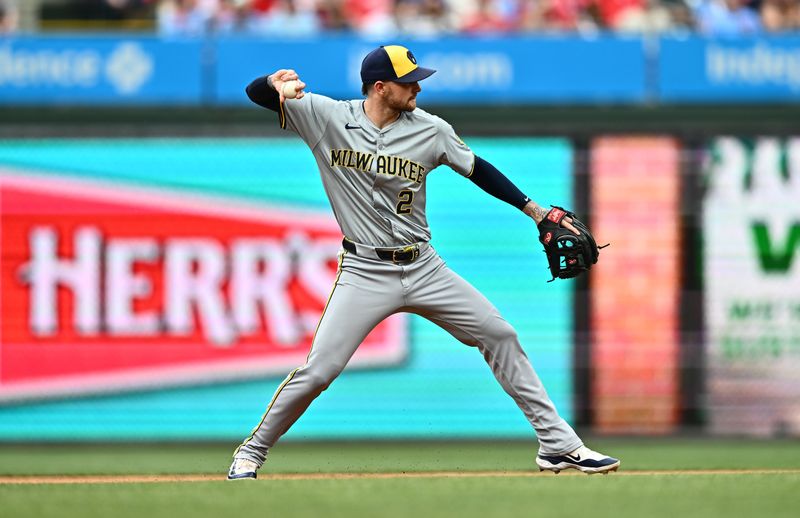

{"left": 386, "top": 88, "right": 418, "bottom": 112}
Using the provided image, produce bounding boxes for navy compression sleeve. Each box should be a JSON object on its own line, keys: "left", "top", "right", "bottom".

{"left": 468, "top": 156, "right": 530, "bottom": 210}
{"left": 246, "top": 75, "right": 280, "bottom": 112}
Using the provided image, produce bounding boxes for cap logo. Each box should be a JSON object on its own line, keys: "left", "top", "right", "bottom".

{"left": 383, "top": 45, "right": 417, "bottom": 79}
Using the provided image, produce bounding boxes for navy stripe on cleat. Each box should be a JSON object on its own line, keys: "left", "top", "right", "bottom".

{"left": 228, "top": 458, "right": 259, "bottom": 480}
{"left": 536, "top": 445, "right": 620, "bottom": 475}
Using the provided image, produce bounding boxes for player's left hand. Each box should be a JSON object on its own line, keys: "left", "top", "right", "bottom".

{"left": 537, "top": 206, "right": 606, "bottom": 281}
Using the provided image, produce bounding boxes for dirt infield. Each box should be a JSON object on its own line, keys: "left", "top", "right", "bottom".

{"left": 2, "top": 469, "right": 799, "bottom": 485}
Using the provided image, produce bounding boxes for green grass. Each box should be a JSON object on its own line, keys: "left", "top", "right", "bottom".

{"left": 2, "top": 474, "right": 799, "bottom": 518}
{"left": 1, "top": 439, "right": 799, "bottom": 518}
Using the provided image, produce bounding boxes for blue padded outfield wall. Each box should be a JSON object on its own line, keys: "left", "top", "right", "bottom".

{"left": 2, "top": 34, "right": 799, "bottom": 105}
{"left": 0, "top": 137, "right": 572, "bottom": 440}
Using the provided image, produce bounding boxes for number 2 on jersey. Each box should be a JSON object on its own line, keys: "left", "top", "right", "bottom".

{"left": 396, "top": 189, "right": 414, "bottom": 215}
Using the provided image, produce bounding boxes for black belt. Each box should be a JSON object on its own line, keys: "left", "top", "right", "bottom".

{"left": 342, "top": 238, "right": 421, "bottom": 264}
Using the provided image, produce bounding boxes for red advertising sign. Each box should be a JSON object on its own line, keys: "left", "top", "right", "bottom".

{"left": 0, "top": 171, "right": 408, "bottom": 402}
{"left": 589, "top": 137, "right": 681, "bottom": 434}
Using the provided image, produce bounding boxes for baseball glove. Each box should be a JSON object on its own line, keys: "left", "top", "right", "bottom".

{"left": 537, "top": 206, "right": 606, "bottom": 282}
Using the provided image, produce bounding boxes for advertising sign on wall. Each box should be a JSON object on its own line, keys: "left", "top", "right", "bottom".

{"left": 0, "top": 171, "right": 407, "bottom": 402}
{"left": 0, "top": 37, "right": 204, "bottom": 104}
{"left": 704, "top": 137, "right": 800, "bottom": 436}
{"left": 0, "top": 138, "right": 573, "bottom": 440}
{"left": 4, "top": 34, "right": 800, "bottom": 105}
{"left": 0, "top": 34, "right": 648, "bottom": 105}
{"left": 216, "top": 36, "right": 647, "bottom": 104}
{"left": 590, "top": 136, "right": 682, "bottom": 434}
{"left": 659, "top": 37, "right": 800, "bottom": 102}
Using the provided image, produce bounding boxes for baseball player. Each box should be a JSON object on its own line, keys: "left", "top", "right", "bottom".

{"left": 228, "top": 45, "right": 620, "bottom": 479}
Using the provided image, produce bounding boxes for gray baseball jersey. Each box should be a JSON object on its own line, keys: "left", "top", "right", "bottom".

{"left": 279, "top": 93, "right": 474, "bottom": 247}
{"left": 233, "top": 91, "right": 583, "bottom": 467}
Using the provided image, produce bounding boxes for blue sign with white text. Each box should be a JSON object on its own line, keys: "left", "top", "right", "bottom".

{"left": 659, "top": 36, "right": 800, "bottom": 102}
{"left": 0, "top": 36, "right": 204, "bottom": 104}
{"left": 3, "top": 34, "right": 800, "bottom": 105}
{"left": 216, "top": 36, "right": 647, "bottom": 104}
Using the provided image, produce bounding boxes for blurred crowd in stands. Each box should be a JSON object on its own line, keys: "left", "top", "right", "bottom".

{"left": 1, "top": 0, "right": 799, "bottom": 35}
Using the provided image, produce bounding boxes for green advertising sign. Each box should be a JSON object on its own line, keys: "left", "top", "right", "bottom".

{"left": 704, "top": 137, "right": 800, "bottom": 436}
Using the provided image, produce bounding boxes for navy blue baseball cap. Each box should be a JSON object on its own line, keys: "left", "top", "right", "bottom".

{"left": 360, "top": 45, "right": 436, "bottom": 84}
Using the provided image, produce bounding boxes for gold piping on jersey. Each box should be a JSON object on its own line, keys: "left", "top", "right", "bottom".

{"left": 278, "top": 100, "right": 286, "bottom": 129}
{"left": 465, "top": 155, "right": 476, "bottom": 178}
{"left": 384, "top": 45, "right": 417, "bottom": 79}
{"left": 233, "top": 251, "right": 346, "bottom": 458}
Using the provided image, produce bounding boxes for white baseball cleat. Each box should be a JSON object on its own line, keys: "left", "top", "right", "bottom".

{"left": 227, "top": 458, "right": 259, "bottom": 480}
{"left": 536, "top": 445, "right": 620, "bottom": 475}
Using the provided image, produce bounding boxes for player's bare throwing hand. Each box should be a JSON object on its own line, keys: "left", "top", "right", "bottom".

{"left": 228, "top": 45, "right": 620, "bottom": 480}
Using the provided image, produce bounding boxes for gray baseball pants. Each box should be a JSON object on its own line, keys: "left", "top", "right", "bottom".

{"left": 234, "top": 243, "right": 582, "bottom": 465}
